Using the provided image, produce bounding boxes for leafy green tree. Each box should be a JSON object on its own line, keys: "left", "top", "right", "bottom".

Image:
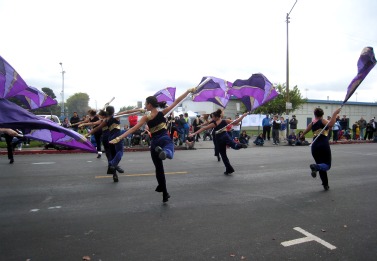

{"left": 66, "top": 92, "right": 91, "bottom": 118}
{"left": 119, "top": 105, "right": 136, "bottom": 112}
{"left": 250, "top": 84, "right": 307, "bottom": 115}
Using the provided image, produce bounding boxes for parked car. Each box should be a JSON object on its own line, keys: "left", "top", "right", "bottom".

{"left": 36, "top": 115, "right": 61, "bottom": 125}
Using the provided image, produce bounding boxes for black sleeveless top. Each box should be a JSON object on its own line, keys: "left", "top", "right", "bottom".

{"left": 107, "top": 116, "right": 120, "bottom": 134}
{"left": 213, "top": 119, "right": 228, "bottom": 133}
{"left": 147, "top": 111, "right": 167, "bottom": 137}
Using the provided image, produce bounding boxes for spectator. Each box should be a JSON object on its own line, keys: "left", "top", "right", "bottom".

{"left": 270, "top": 115, "right": 281, "bottom": 145}
{"left": 70, "top": 112, "right": 80, "bottom": 132}
{"left": 239, "top": 130, "right": 250, "bottom": 145}
{"left": 352, "top": 122, "right": 359, "bottom": 140}
{"left": 288, "top": 132, "right": 297, "bottom": 146}
{"left": 340, "top": 115, "right": 348, "bottom": 130}
{"left": 141, "top": 125, "right": 151, "bottom": 147}
{"left": 253, "top": 133, "right": 264, "bottom": 146}
{"left": 332, "top": 116, "right": 341, "bottom": 142}
{"left": 232, "top": 114, "right": 241, "bottom": 140}
{"left": 365, "top": 119, "right": 375, "bottom": 140}
{"left": 358, "top": 117, "right": 367, "bottom": 140}
{"left": 296, "top": 131, "right": 309, "bottom": 146}
{"left": 62, "top": 117, "right": 71, "bottom": 128}
{"left": 279, "top": 116, "right": 287, "bottom": 142}
{"left": 289, "top": 115, "right": 298, "bottom": 134}
{"left": 262, "top": 115, "right": 271, "bottom": 141}
{"left": 192, "top": 115, "right": 203, "bottom": 142}
{"left": 185, "top": 131, "right": 196, "bottom": 150}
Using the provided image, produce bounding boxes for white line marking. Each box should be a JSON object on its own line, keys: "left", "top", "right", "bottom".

{"left": 281, "top": 227, "right": 336, "bottom": 250}
{"left": 48, "top": 206, "right": 62, "bottom": 209}
{"left": 32, "top": 162, "right": 56, "bottom": 165}
{"left": 30, "top": 209, "right": 40, "bottom": 212}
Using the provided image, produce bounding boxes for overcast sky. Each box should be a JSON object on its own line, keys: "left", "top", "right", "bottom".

{"left": 1, "top": 0, "right": 376, "bottom": 113}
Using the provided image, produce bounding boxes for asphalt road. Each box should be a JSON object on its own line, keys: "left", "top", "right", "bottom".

{"left": 1, "top": 143, "right": 377, "bottom": 260}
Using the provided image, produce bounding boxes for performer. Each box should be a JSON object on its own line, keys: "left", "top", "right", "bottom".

{"left": 189, "top": 109, "right": 248, "bottom": 175}
{"left": 300, "top": 107, "right": 341, "bottom": 191}
{"left": 0, "top": 128, "right": 19, "bottom": 164}
{"left": 110, "top": 88, "right": 194, "bottom": 203}
{"left": 78, "top": 109, "right": 103, "bottom": 159}
{"left": 87, "top": 107, "right": 143, "bottom": 182}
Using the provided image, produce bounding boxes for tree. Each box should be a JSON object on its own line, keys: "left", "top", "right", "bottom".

{"left": 119, "top": 105, "right": 136, "bottom": 112}
{"left": 66, "top": 92, "right": 91, "bottom": 118}
{"left": 251, "top": 84, "right": 307, "bottom": 115}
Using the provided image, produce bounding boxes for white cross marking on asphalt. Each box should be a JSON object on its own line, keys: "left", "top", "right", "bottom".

{"left": 281, "top": 227, "right": 337, "bottom": 250}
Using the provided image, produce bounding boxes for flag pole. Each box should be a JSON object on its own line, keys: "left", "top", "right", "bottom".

{"left": 102, "top": 97, "right": 115, "bottom": 110}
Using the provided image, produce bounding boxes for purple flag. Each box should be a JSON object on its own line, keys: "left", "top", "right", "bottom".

{"left": 0, "top": 56, "right": 29, "bottom": 98}
{"left": 192, "top": 76, "right": 231, "bottom": 108}
{"left": 154, "top": 87, "right": 176, "bottom": 106}
{"left": 343, "top": 47, "right": 376, "bottom": 104}
{"left": 230, "top": 73, "right": 278, "bottom": 111}
{"left": 0, "top": 98, "right": 96, "bottom": 152}
{"left": 14, "top": 86, "right": 57, "bottom": 110}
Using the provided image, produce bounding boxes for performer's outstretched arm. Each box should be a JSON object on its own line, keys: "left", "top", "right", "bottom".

{"left": 109, "top": 116, "right": 148, "bottom": 144}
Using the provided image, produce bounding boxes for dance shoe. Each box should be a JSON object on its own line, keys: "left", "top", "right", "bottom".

{"left": 155, "top": 146, "right": 166, "bottom": 160}
{"left": 155, "top": 185, "right": 163, "bottom": 192}
{"left": 217, "top": 155, "right": 221, "bottom": 162}
{"left": 310, "top": 164, "right": 317, "bottom": 178}
{"left": 116, "top": 166, "right": 124, "bottom": 173}
{"left": 113, "top": 173, "right": 119, "bottom": 182}
{"left": 107, "top": 166, "right": 116, "bottom": 175}
{"left": 9, "top": 159, "right": 14, "bottom": 164}
{"left": 224, "top": 170, "right": 234, "bottom": 175}
{"left": 323, "top": 185, "right": 330, "bottom": 191}
{"left": 163, "top": 193, "right": 171, "bottom": 203}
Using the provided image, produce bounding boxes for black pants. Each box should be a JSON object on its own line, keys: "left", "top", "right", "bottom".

{"left": 4, "top": 134, "right": 13, "bottom": 160}
{"left": 262, "top": 126, "right": 271, "bottom": 140}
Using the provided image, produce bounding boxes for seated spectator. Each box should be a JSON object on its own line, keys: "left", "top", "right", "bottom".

{"left": 296, "top": 131, "right": 309, "bottom": 146}
{"left": 253, "top": 133, "right": 264, "bottom": 146}
{"left": 141, "top": 126, "right": 151, "bottom": 147}
{"left": 185, "top": 132, "right": 196, "bottom": 150}
{"left": 288, "top": 132, "right": 297, "bottom": 146}
{"left": 343, "top": 128, "right": 351, "bottom": 140}
{"left": 202, "top": 128, "right": 213, "bottom": 141}
{"left": 239, "top": 130, "right": 250, "bottom": 145}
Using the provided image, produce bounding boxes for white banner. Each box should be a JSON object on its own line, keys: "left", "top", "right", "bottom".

{"left": 241, "top": 114, "right": 263, "bottom": 127}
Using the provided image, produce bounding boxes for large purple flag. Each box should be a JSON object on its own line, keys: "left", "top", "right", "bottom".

{"left": 154, "top": 87, "right": 176, "bottom": 106}
{"left": 230, "top": 73, "right": 278, "bottom": 111}
{"left": 192, "top": 76, "right": 231, "bottom": 108}
{"left": 343, "top": 47, "right": 376, "bottom": 104}
{"left": 14, "top": 86, "right": 57, "bottom": 110}
{"left": 0, "top": 56, "right": 29, "bottom": 98}
{"left": 0, "top": 98, "right": 96, "bottom": 152}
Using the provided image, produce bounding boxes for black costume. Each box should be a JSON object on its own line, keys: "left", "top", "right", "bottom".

{"left": 213, "top": 120, "right": 246, "bottom": 174}
{"left": 311, "top": 119, "right": 331, "bottom": 189}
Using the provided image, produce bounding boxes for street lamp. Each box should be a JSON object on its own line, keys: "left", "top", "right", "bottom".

{"left": 59, "top": 62, "right": 65, "bottom": 118}
{"left": 286, "top": 0, "right": 298, "bottom": 113}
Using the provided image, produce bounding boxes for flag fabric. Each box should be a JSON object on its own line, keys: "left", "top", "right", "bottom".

{"left": 0, "top": 56, "right": 29, "bottom": 98}
{"left": 230, "top": 73, "right": 278, "bottom": 111}
{"left": 14, "top": 86, "right": 57, "bottom": 110}
{"left": 154, "top": 87, "right": 176, "bottom": 106}
{"left": 343, "top": 46, "right": 376, "bottom": 104}
{"left": 0, "top": 98, "right": 96, "bottom": 152}
{"left": 192, "top": 76, "right": 231, "bottom": 108}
